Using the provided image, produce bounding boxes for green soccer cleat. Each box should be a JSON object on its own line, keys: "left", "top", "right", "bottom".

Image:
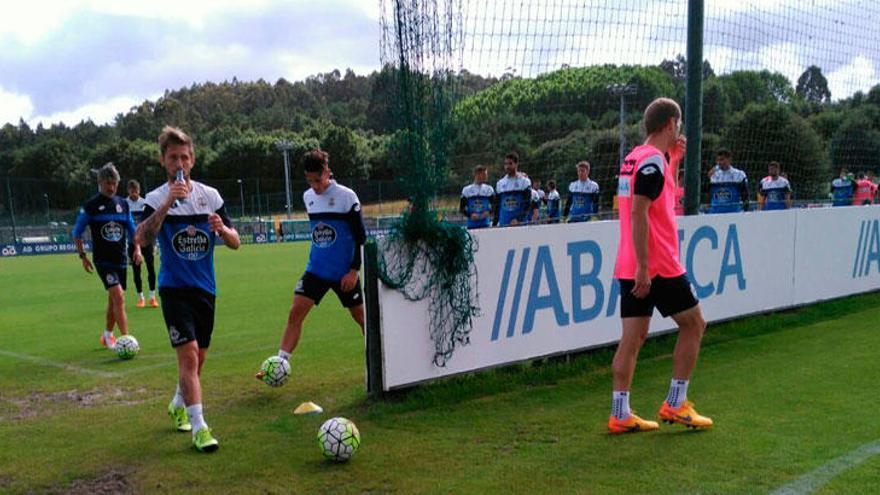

{"left": 168, "top": 401, "right": 192, "bottom": 432}
{"left": 192, "top": 428, "right": 219, "bottom": 453}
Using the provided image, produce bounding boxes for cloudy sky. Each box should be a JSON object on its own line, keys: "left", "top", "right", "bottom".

{"left": 2, "top": 0, "right": 877, "bottom": 127}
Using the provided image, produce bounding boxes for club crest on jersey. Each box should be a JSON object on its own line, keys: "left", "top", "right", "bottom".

{"left": 101, "top": 221, "right": 123, "bottom": 242}
{"left": 198, "top": 197, "right": 208, "bottom": 208}
{"left": 116, "top": 204, "right": 123, "bottom": 213}
{"left": 312, "top": 222, "right": 337, "bottom": 247}
{"left": 328, "top": 197, "right": 336, "bottom": 207}
{"left": 172, "top": 224, "right": 210, "bottom": 261}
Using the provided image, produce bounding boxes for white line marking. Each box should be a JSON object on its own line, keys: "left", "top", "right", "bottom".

{"left": 0, "top": 345, "right": 278, "bottom": 379}
{"left": 0, "top": 349, "right": 116, "bottom": 378}
{"left": 771, "top": 439, "right": 880, "bottom": 494}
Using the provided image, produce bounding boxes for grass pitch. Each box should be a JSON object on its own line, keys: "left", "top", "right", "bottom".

{"left": 1, "top": 243, "right": 879, "bottom": 494}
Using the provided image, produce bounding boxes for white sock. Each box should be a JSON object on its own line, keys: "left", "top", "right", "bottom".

{"left": 278, "top": 350, "right": 291, "bottom": 361}
{"left": 138, "top": 292, "right": 144, "bottom": 300}
{"left": 103, "top": 329, "right": 113, "bottom": 342}
{"left": 666, "top": 379, "right": 689, "bottom": 408}
{"left": 171, "top": 384, "right": 185, "bottom": 408}
{"left": 187, "top": 404, "right": 207, "bottom": 433}
{"left": 149, "top": 290, "right": 155, "bottom": 298}
{"left": 612, "top": 391, "right": 631, "bottom": 420}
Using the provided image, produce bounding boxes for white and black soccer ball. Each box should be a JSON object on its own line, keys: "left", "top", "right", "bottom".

{"left": 115, "top": 335, "right": 139, "bottom": 360}
{"left": 317, "top": 417, "right": 361, "bottom": 462}
{"left": 259, "top": 356, "right": 291, "bottom": 387}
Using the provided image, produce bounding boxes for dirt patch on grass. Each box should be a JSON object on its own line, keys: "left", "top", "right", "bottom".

{"left": 46, "top": 468, "right": 137, "bottom": 495}
{"left": 0, "top": 387, "right": 151, "bottom": 421}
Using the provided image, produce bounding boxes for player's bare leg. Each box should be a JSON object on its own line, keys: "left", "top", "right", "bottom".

{"left": 608, "top": 317, "right": 659, "bottom": 433}
{"left": 256, "top": 295, "right": 314, "bottom": 381}
{"left": 659, "top": 305, "right": 712, "bottom": 429}
{"left": 108, "top": 285, "right": 129, "bottom": 336}
{"left": 348, "top": 304, "right": 365, "bottom": 335}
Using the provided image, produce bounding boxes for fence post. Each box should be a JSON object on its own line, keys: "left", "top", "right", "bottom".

{"left": 6, "top": 177, "right": 17, "bottom": 243}
{"left": 684, "top": 0, "right": 705, "bottom": 215}
{"left": 363, "top": 240, "right": 384, "bottom": 399}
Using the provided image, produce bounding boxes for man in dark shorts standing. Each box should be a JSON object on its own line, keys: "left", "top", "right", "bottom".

{"left": 257, "top": 150, "right": 365, "bottom": 380}
{"left": 125, "top": 179, "right": 158, "bottom": 308}
{"left": 136, "top": 126, "right": 241, "bottom": 453}
{"left": 73, "top": 163, "right": 141, "bottom": 351}
{"left": 608, "top": 98, "right": 712, "bottom": 434}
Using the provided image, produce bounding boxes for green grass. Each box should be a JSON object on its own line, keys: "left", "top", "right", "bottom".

{"left": 1, "top": 243, "right": 879, "bottom": 494}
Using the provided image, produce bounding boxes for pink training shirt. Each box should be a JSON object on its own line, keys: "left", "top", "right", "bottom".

{"left": 852, "top": 179, "right": 877, "bottom": 205}
{"left": 614, "top": 144, "right": 686, "bottom": 280}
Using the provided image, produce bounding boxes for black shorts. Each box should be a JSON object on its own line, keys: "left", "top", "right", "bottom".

{"left": 618, "top": 274, "right": 699, "bottom": 318}
{"left": 96, "top": 265, "right": 127, "bottom": 290}
{"left": 159, "top": 287, "right": 216, "bottom": 348}
{"left": 295, "top": 271, "right": 363, "bottom": 308}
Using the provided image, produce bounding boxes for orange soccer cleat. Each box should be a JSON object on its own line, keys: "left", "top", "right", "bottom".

{"left": 100, "top": 333, "right": 117, "bottom": 350}
{"left": 608, "top": 413, "right": 660, "bottom": 434}
{"left": 658, "top": 400, "right": 713, "bottom": 429}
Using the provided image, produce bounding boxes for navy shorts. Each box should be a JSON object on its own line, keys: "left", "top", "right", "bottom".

{"left": 96, "top": 265, "right": 127, "bottom": 290}
{"left": 295, "top": 271, "right": 363, "bottom": 308}
{"left": 618, "top": 275, "right": 699, "bottom": 318}
{"left": 159, "top": 287, "right": 216, "bottom": 348}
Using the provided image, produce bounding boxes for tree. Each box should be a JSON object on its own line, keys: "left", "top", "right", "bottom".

{"left": 724, "top": 102, "right": 829, "bottom": 200}
{"left": 830, "top": 107, "right": 880, "bottom": 172}
{"left": 796, "top": 65, "right": 831, "bottom": 103}
{"left": 659, "top": 54, "right": 715, "bottom": 83}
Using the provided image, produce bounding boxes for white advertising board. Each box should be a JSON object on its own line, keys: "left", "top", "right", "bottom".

{"left": 377, "top": 207, "right": 879, "bottom": 390}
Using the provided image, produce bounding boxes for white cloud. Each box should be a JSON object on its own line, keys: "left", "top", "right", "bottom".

{"left": 0, "top": 1, "right": 80, "bottom": 45}
{"left": 29, "top": 94, "right": 147, "bottom": 126}
{"left": 0, "top": 87, "right": 34, "bottom": 125}
{"left": 827, "top": 55, "right": 877, "bottom": 100}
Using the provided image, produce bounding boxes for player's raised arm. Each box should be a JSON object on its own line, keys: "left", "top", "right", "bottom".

{"left": 136, "top": 185, "right": 184, "bottom": 245}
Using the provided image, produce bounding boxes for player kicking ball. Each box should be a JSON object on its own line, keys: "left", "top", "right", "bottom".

{"left": 256, "top": 150, "right": 365, "bottom": 384}
{"left": 608, "top": 98, "right": 713, "bottom": 434}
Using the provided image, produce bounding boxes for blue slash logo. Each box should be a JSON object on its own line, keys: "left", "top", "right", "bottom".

{"left": 852, "top": 219, "right": 880, "bottom": 278}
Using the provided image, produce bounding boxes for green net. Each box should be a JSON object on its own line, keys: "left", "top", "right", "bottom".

{"left": 378, "top": 0, "right": 478, "bottom": 367}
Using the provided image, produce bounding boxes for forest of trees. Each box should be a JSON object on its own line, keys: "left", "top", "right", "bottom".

{"left": 2, "top": 57, "right": 880, "bottom": 217}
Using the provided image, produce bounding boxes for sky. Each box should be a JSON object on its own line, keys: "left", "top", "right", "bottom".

{"left": 1, "top": 0, "right": 877, "bottom": 128}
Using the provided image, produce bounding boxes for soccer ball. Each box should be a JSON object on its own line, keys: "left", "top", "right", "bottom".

{"left": 115, "top": 335, "right": 139, "bottom": 360}
{"left": 317, "top": 417, "right": 361, "bottom": 462}
{"left": 259, "top": 356, "right": 291, "bottom": 387}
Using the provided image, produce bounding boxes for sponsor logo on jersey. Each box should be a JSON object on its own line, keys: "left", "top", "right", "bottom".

{"left": 617, "top": 177, "right": 631, "bottom": 197}
{"left": 312, "top": 222, "right": 337, "bottom": 247}
{"left": 172, "top": 225, "right": 211, "bottom": 261}
{"left": 101, "top": 222, "right": 124, "bottom": 242}
{"left": 502, "top": 196, "right": 521, "bottom": 211}
{"left": 713, "top": 188, "right": 732, "bottom": 202}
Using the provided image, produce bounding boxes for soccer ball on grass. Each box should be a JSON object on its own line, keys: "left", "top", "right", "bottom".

{"left": 115, "top": 335, "right": 139, "bottom": 360}
{"left": 317, "top": 417, "right": 361, "bottom": 462}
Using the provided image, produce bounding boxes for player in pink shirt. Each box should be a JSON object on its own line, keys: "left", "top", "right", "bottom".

{"left": 852, "top": 173, "right": 877, "bottom": 205}
{"left": 608, "top": 98, "right": 712, "bottom": 434}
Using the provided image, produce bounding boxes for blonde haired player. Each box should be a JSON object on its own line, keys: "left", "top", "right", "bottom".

{"left": 608, "top": 98, "right": 713, "bottom": 434}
